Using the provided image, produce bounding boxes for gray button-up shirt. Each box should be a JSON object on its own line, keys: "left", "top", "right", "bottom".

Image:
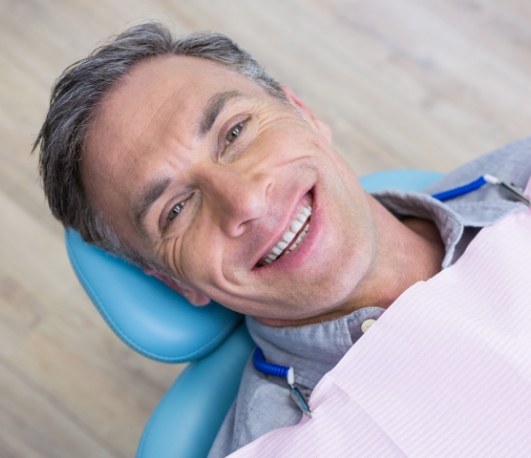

{"left": 209, "top": 138, "right": 531, "bottom": 457}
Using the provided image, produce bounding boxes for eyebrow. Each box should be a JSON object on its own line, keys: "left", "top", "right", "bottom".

{"left": 198, "top": 90, "right": 242, "bottom": 137}
{"left": 132, "top": 90, "right": 243, "bottom": 238}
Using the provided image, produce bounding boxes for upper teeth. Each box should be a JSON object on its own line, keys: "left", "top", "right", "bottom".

{"left": 262, "top": 204, "right": 312, "bottom": 265}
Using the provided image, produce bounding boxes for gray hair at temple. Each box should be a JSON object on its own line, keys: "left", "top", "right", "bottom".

{"left": 34, "top": 21, "right": 286, "bottom": 268}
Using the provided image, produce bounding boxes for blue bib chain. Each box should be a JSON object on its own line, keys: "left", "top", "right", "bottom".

{"left": 253, "top": 347, "right": 312, "bottom": 417}
{"left": 432, "top": 174, "right": 530, "bottom": 205}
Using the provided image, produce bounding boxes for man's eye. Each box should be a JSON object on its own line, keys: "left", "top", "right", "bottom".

{"left": 166, "top": 201, "right": 186, "bottom": 226}
{"left": 225, "top": 121, "right": 245, "bottom": 144}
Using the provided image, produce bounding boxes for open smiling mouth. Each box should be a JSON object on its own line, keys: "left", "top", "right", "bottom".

{"left": 257, "top": 195, "right": 313, "bottom": 267}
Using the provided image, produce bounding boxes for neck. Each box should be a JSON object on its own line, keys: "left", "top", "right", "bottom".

{"left": 261, "top": 197, "right": 445, "bottom": 327}
{"left": 347, "top": 197, "right": 445, "bottom": 311}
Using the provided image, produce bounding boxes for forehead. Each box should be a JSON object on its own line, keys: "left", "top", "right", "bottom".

{"left": 83, "top": 54, "right": 272, "bottom": 187}
{"left": 83, "top": 54, "right": 268, "bottom": 177}
{"left": 90, "top": 55, "right": 266, "bottom": 145}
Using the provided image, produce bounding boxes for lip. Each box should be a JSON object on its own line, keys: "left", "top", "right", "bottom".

{"left": 252, "top": 185, "right": 319, "bottom": 272}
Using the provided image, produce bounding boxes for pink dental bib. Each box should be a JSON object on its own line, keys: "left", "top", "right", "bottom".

{"left": 231, "top": 179, "right": 531, "bottom": 457}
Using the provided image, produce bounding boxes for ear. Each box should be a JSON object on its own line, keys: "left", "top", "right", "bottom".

{"left": 281, "top": 84, "right": 332, "bottom": 143}
{"left": 144, "top": 270, "right": 211, "bottom": 306}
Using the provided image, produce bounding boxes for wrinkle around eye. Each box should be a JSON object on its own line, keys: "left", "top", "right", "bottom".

{"left": 161, "top": 200, "right": 186, "bottom": 234}
{"left": 157, "top": 233, "right": 186, "bottom": 280}
{"left": 157, "top": 190, "right": 199, "bottom": 238}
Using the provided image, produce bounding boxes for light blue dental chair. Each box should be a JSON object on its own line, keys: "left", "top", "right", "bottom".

{"left": 65, "top": 170, "right": 442, "bottom": 458}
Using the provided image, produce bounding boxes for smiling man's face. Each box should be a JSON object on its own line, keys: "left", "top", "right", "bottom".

{"left": 82, "top": 55, "right": 380, "bottom": 325}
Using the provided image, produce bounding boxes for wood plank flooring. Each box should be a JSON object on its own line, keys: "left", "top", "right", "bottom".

{"left": 1, "top": 0, "right": 530, "bottom": 456}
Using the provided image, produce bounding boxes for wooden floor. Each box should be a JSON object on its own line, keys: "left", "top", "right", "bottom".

{"left": 1, "top": 0, "right": 530, "bottom": 456}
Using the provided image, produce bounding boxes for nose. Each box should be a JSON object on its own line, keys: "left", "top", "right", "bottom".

{"left": 200, "top": 166, "right": 274, "bottom": 237}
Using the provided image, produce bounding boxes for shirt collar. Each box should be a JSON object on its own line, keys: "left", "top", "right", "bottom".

{"left": 372, "top": 190, "right": 463, "bottom": 267}
{"left": 247, "top": 306, "right": 385, "bottom": 389}
{"left": 372, "top": 189, "right": 522, "bottom": 266}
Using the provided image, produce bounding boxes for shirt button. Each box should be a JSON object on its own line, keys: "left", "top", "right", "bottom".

{"left": 361, "top": 319, "right": 377, "bottom": 333}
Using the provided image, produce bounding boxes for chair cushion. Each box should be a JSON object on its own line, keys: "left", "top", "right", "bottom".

{"left": 65, "top": 229, "right": 242, "bottom": 362}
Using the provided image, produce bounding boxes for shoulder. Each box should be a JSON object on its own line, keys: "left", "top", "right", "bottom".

{"left": 208, "top": 359, "right": 302, "bottom": 457}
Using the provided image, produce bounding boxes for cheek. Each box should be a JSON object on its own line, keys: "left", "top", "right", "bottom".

{"left": 257, "top": 119, "right": 313, "bottom": 154}
{"left": 169, "top": 222, "right": 226, "bottom": 286}
{"left": 324, "top": 145, "right": 360, "bottom": 187}
{"left": 155, "top": 237, "right": 184, "bottom": 278}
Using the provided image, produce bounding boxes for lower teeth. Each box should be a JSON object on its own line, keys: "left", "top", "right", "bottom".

{"left": 289, "top": 225, "right": 309, "bottom": 252}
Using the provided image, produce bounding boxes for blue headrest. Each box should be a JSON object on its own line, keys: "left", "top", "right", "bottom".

{"left": 65, "top": 229, "right": 242, "bottom": 363}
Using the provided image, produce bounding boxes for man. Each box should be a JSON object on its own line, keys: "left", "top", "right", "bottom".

{"left": 35, "top": 22, "right": 531, "bottom": 456}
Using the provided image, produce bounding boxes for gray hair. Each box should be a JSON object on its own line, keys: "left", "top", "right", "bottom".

{"left": 34, "top": 22, "right": 285, "bottom": 269}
